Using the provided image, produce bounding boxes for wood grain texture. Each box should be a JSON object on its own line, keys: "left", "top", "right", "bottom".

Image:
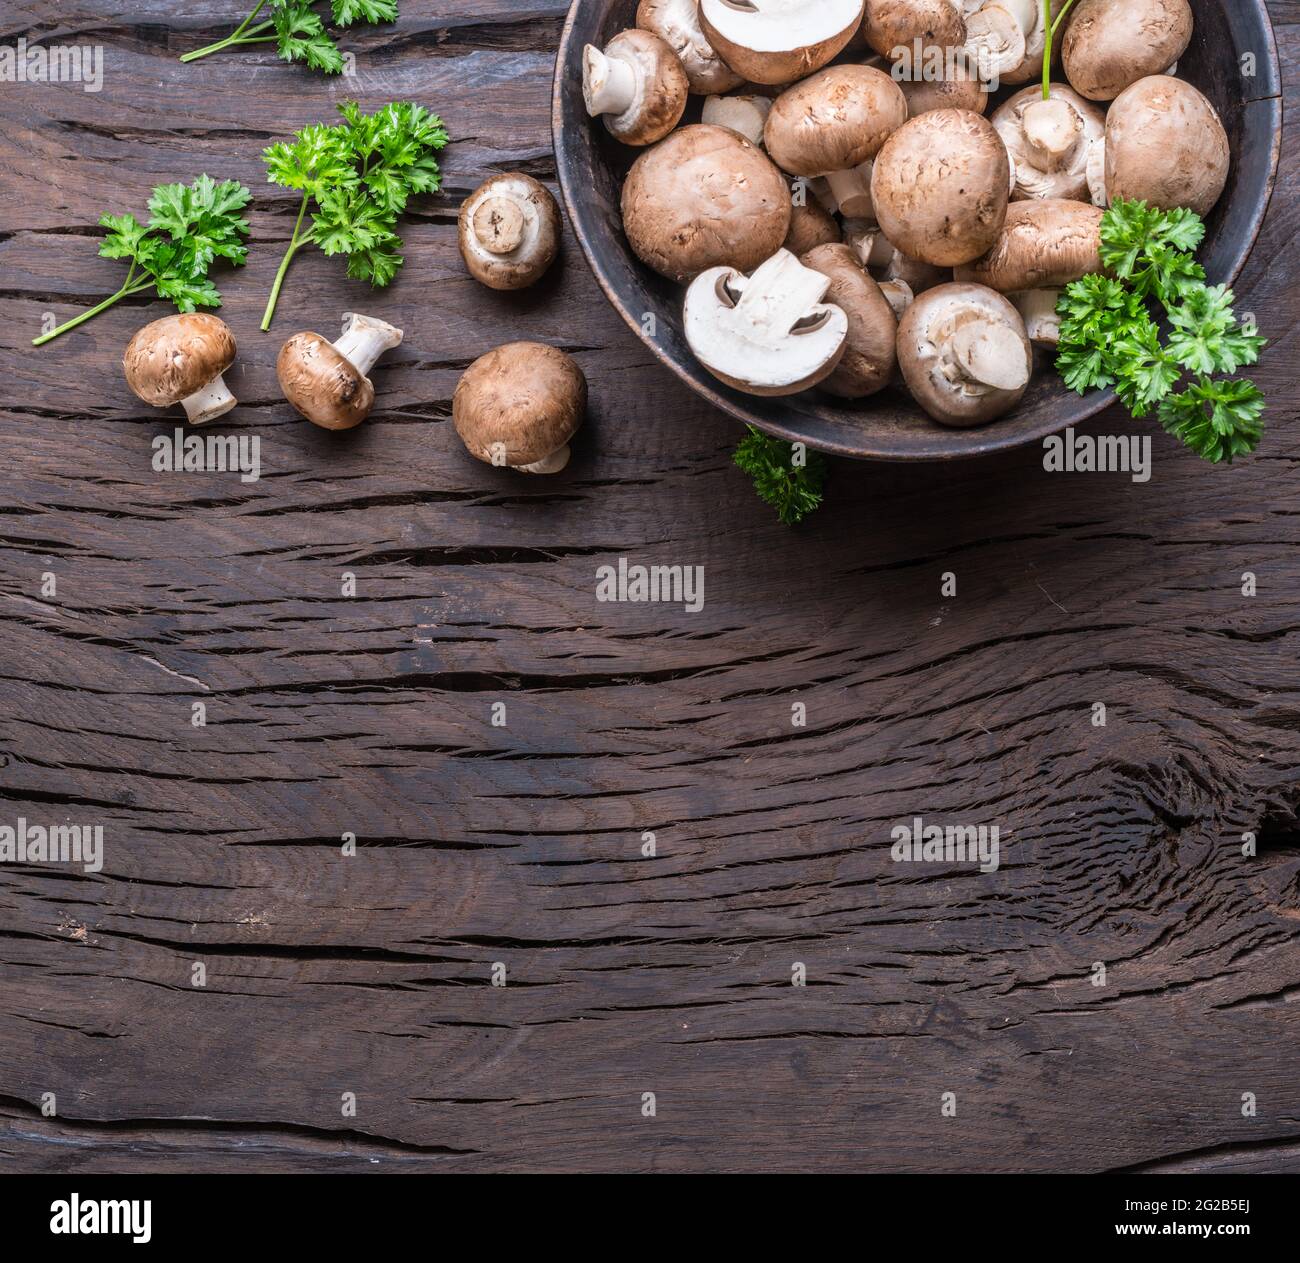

{"left": 0, "top": 2, "right": 1298, "bottom": 1175}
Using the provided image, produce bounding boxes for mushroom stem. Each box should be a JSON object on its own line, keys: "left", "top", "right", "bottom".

{"left": 951, "top": 321, "right": 1032, "bottom": 391}
{"left": 824, "top": 161, "right": 875, "bottom": 219}
{"left": 1021, "top": 96, "right": 1080, "bottom": 170}
{"left": 180, "top": 373, "right": 238, "bottom": 426}
{"left": 517, "top": 445, "right": 571, "bottom": 475}
{"left": 1013, "top": 288, "right": 1063, "bottom": 345}
{"left": 735, "top": 251, "right": 833, "bottom": 335}
{"left": 879, "top": 278, "right": 915, "bottom": 321}
{"left": 333, "top": 314, "right": 404, "bottom": 378}
{"left": 583, "top": 45, "right": 637, "bottom": 117}
{"left": 472, "top": 197, "right": 527, "bottom": 255}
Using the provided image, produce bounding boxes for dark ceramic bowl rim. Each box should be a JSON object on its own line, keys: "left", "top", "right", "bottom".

{"left": 551, "top": 0, "right": 1283, "bottom": 462}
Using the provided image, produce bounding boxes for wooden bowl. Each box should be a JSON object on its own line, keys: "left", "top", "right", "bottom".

{"left": 552, "top": 0, "right": 1282, "bottom": 461}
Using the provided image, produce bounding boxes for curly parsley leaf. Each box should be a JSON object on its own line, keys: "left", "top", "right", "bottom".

{"left": 34, "top": 175, "right": 251, "bottom": 346}
{"left": 272, "top": 0, "right": 345, "bottom": 74}
{"left": 734, "top": 426, "right": 827, "bottom": 526}
{"left": 260, "top": 99, "right": 448, "bottom": 328}
{"left": 332, "top": 0, "right": 397, "bottom": 25}
{"left": 1159, "top": 378, "right": 1267, "bottom": 464}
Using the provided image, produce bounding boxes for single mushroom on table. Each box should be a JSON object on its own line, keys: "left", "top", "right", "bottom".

{"left": 1062, "top": 0, "right": 1193, "bottom": 102}
{"left": 698, "top": 0, "right": 865, "bottom": 86}
{"left": 702, "top": 92, "right": 773, "bottom": 147}
{"left": 636, "top": 0, "right": 744, "bottom": 94}
{"left": 897, "top": 281, "right": 1033, "bottom": 426}
{"left": 123, "top": 313, "right": 238, "bottom": 426}
{"left": 992, "top": 84, "right": 1105, "bottom": 204}
{"left": 453, "top": 342, "right": 587, "bottom": 475}
{"left": 871, "top": 108, "right": 1011, "bottom": 267}
{"left": 1101, "top": 75, "right": 1230, "bottom": 216}
{"left": 583, "top": 28, "right": 689, "bottom": 146}
{"left": 621, "top": 124, "right": 792, "bottom": 283}
{"left": 764, "top": 65, "right": 908, "bottom": 219}
{"left": 459, "top": 173, "right": 561, "bottom": 291}
{"left": 801, "top": 243, "right": 898, "bottom": 399}
{"left": 683, "top": 249, "right": 850, "bottom": 397}
{"left": 277, "top": 313, "right": 404, "bottom": 431}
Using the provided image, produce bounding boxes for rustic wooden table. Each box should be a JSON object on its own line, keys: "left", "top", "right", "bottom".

{"left": 1, "top": 2, "right": 1297, "bottom": 1175}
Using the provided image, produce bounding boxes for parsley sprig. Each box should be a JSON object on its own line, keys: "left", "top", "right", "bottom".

{"left": 734, "top": 426, "right": 827, "bottom": 526}
{"left": 180, "top": 0, "right": 398, "bottom": 74}
{"left": 32, "top": 175, "right": 251, "bottom": 347}
{"left": 1055, "top": 199, "right": 1267, "bottom": 464}
{"left": 260, "top": 100, "right": 448, "bottom": 329}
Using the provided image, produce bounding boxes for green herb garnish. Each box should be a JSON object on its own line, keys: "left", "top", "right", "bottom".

{"left": 734, "top": 425, "right": 827, "bottom": 526}
{"left": 260, "top": 100, "right": 448, "bottom": 330}
{"left": 180, "top": 1, "right": 398, "bottom": 73}
{"left": 1055, "top": 198, "right": 1267, "bottom": 464}
{"left": 32, "top": 175, "right": 251, "bottom": 347}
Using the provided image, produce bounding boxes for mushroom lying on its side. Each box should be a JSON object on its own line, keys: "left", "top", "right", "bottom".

{"left": 801, "top": 244, "right": 898, "bottom": 399}
{"left": 1102, "top": 76, "right": 1230, "bottom": 216}
{"left": 583, "top": 28, "right": 689, "bottom": 146}
{"left": 992, "top": 85, "right": 1105, "bottom": 204}
{"left": 277, "top": 313, "right": 404, "bottom": 431}
{"left": 454, "top": 342, "right": 587, "bottom": 475}
{"left": 621, "top": 125, "right": 791, "bottom": 283}
{"left": 764, "top": 65, "right": 907, "bottom": 218}
{"left": 897, "top": 282, "right": 1033, "bottom": 427}
{"left": 459, "top": 173, "right": 561, "bottom": 291}
{"left": 636, "top": 0, "right": 743, "bottom": 95}
{"left": 871, "top": 109, "right": 1010, "bottom": 268}
{"left": 699, "top": 0, "right": 865, "bottom": 85}
{"left": 955, "top": 200, "right": 1103, "bottom": 294}
{"left": 123, "top": 313, "right": 238, "bottom": 426}
{"left": 683, "top": 249, "right": 850, "bottom": 397}
{"left": 1062, "top": 0, "right": 1193, "bottom": 102}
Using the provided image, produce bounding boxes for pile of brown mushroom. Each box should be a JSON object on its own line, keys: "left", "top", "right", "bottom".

{"left": 586, "top": 0, "right": 1229, "bottom": 427}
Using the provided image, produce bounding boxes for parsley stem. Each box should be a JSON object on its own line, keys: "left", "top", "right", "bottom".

{"left": 1042, "top": 0, "right": 1082, "bottom": 99}
{"left": 31, "top": 277, "right": 155, "bottom": 347}
{"left": 261, "top": 193, "right": 314, "bottom": 331}
{"left": 179, "top": 3, "right": 272, "bottom": 64}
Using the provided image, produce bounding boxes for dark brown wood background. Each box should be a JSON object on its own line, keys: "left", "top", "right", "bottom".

{"left": 0, "top": 1, "right": 1296, "bottom": 1175}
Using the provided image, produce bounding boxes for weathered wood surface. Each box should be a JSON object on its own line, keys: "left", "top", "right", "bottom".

{"left": 0, "top": 2, "right": 1297, "bottom": 1175}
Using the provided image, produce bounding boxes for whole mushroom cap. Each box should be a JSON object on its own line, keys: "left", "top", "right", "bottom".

{"left": 764, "top": 65, "right": 907, "bottom": 178}
{"left": 784, "top": 200, "right": 841, "bottom": 257}
{"left": 636, "top": 0, "right": 744, "bottom": 95}
{"left": 621, "top": 124, "right": 792, "bottom": 283}
{"left": 454, "top": 342, "right": 587, "bottom": 468}
{"left": 955, "top": 199, "right": 1104, "bottom": 293}
{"left": 1105, "top": 76, "right": 1230, "bottom": 216}
{"left": 458, "top": 172, "right": 561, "bottom": 291}
{"left": 123, "top": 313, "right": 236, "bottom": 407}
{"left": 1062, "top": 0, "right": 1193, "bottom": 101}
{"left": 899, "top": 62, "right": 989, "bottom": 118}
{"left": 871, "top": 109, "right": 1010, "bottom": 268}
{"left": 862, "top": 0, "right": 968, "bottom": 60}
{"left": 278, "top": 333, "right": 374, "bottom": 431}
{"left": 801, "top": 243, "right": 897, "bottom": 399}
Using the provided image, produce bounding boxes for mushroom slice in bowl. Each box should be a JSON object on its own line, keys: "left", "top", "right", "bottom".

{"left": 683, "top": 249, "right": 850, "bottom": 397}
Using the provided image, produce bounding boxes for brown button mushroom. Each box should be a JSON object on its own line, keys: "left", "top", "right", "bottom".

{"left": 899, "top": 59, "right": 988, "bottom": 118}
{"left": 123, "top": 313, "right": 238, "bottom": 426}
{"left": 992, "top": 85, "right": 1105, "bottom": 203}
{"left": 801, "top": 244, "right": 898, "bottom": 399}
{"left": 955, "top": 199, "right": 1103, "bottom": 293}
{"left": 699, "top": 0, "right": 865, "bottom": 86}
{"left": 683, "top": 249, "right": 850, "bottom": 397}
{"left": 871, "top": 109, "right": 1011, "bottom": 268}
{"left": 459, "top": 173, "right": 561, "bottom": 291}
{"left": 583, "top": 28, "right": 689, "bottom": 146}
{"left": 277, "top": 313, "right": 403, "bottom": 431}
{"left": 453, "top": 342, "right": 587, "bottom": 475}
{"left": 784, "top": 199, "right": 841, "bottom": 258}
{"left": 621, "top": 125, "right": 792, "bottom": 284}
{"left": 1062, "top": 0, "right": 1193, "bottom": 102}
{"left": 897, "top": 281, "right": 1032, "bottom": 427}
{"left": 1102, "top": 75, "right": 1230, "bottom": 216}
{"left": 636, "top": 0, "right": 744, "bottom": 95}
{"left": 863, "top": 0, "right": 968, "bottom": 60}
{"left": 764, "top": 65, "right": 907, "bottom": 219}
